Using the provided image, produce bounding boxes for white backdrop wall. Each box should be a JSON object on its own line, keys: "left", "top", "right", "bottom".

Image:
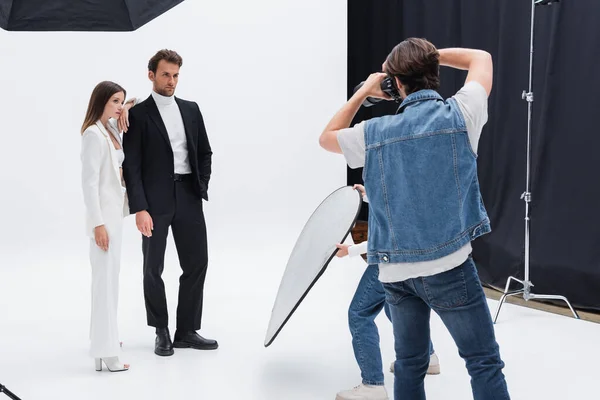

{"left": 0, "top": 5, "right": 358, "bottom": 398}
{"left": 0, "top": 0, "right": 348, "bottom": 260}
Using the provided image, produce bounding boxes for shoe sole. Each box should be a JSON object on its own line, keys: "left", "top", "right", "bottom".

{"left": 101, "top": 367, "right": 129, "bottom": 372}
{"left": 96, "top": 368, "right": 129, "bottom": 372}
{"left": 172, "top": 341, "right": 218, "bottom": 350}
{"left": 335, "top": 395, "right": 388, "bottom": 400}
{"left": 154, "top": 349, "right": 175, "bottom": 356}
{"left": 95, "top": 360, "right": 130, "bottom": 372}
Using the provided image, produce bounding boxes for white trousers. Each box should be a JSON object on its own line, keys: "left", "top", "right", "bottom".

{"left": 89, "top": 219, "right": 123, "bottom": 358}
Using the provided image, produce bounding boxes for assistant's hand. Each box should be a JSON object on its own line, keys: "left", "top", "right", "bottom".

{"left": 94, "top": 225, "right": 109, "bottom": 251}
{"left": 136, "top": 210, "right": 154, "bottom": 237}
{"left": 353, "top": 184, "right": 366, "bottom": 198}
{"left": 357, "top": 72, "right": 391, "bottom": 100}
{"left": 336, "top": 243, "right": 350, "bottom": 258}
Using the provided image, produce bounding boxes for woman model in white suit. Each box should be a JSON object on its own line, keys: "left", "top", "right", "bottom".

{"left": 81, "top": 81, "right": 132, "bottom": 372}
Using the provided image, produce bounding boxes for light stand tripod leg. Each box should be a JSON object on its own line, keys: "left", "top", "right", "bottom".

{"left": 0, "top": 384, "right": 22, "bottom": 400}
{"left": 493, "top": 289, "right": 525, "bottom": 324}
{"left": 504, "top": 276, "right": 526, "bottom": 292}
{"left": 493, "top": 276, "right": 528, "bottom": 323}
{"left": 529, "top": 294, "right": 580, "bottom": 319}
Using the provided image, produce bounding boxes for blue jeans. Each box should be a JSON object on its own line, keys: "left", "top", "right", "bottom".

{"left": 349, "top": 264, "right": 434, "bottom": 386}
{"left": 383, "top": 257, "right": 510, "bottom": 400}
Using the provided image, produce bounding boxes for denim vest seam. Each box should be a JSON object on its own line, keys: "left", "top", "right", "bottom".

{"left": 365, "top": 128, "right": 466, "bottom": 150}
{"left": 449, "top": 97, "right": 478, "bottom": 159}
{"left": 463, "top": 133, "right": 478, "bottom": 159}
{"left": 369, "top": 219, "right": 489, "bottom": 256}
{"left": 378, "top": 149, "right": 398, "bottom": 248}
{"left": 363, "top": 122, "right": 370, "bottom": 184}
{"left": 451, "top": 134, "right": 463, "bottom": 217}
{"left": 448, "top": 98, "right": 467, "bottom": 130}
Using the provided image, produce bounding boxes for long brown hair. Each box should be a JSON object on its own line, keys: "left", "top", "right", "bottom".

{"left": 81, "top": 81, "right": 126, "bottom": 134}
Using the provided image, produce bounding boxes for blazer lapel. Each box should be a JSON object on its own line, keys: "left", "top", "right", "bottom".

{"left": 95, "top": 121, "right": 121, "bottom": 185}
{"left": 145, "top": 95, "right": 173, "bottom": 151}
{"left": 175, "top": 97, "right": 196, "bottom": 152}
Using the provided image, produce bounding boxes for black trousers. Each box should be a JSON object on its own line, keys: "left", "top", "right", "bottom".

{"left": 142, "top": 179, "right": 208, "bottom": 331}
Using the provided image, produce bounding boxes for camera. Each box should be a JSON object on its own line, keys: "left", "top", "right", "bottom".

{"left": 353, "top": 75, "right": 402, "bottom": 107}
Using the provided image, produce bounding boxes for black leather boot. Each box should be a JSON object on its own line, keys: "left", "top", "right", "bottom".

{"left": 173, "top": 330, "right": 218, "bottom": 350}
{"left": 155, "top": 327, "right": 174, "bottom": 356}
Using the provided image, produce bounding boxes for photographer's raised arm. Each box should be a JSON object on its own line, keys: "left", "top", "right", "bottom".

{"left": 438, "top": 48, "right": 493, "bottom": 96}
{"left": 319, "top": 93, "right": 366, "bottom": 153}
{"left": 319, "top": 72, "right": 388, "bottom": 154}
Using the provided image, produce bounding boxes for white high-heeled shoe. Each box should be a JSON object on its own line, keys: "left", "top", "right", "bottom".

{"left": 95, "top": 357, "right": 130, "bottom": 372}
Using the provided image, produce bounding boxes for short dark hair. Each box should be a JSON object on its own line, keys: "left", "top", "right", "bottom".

{"left": 384, "top": 38, "right": 440, "bottom": 95}
{"left": 148, "top": 49, "right": 183, "bottom": 73}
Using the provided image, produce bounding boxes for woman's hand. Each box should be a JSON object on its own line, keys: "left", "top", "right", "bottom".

{"left": 94, "top": 225, "right": 109, "bottom": 251}
{"left": 118, "top": 101, "right": 135, "bottom": 133}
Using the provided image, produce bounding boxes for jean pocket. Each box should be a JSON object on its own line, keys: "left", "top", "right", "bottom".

{"left": 383, "top": 281, "right": 409, "bottom": 306}
{"left": 421, "top": 265, "right": 468, "bottom": 309}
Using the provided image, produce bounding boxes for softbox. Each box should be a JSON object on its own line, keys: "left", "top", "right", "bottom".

{"left": 0, "top": 0, "right": 184, "bottom": 31}
{"left": 264, "top": 186, "right": 362, "bottom": 347}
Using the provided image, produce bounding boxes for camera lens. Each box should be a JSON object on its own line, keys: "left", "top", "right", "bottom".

{"left": 353, "top": 81, "right": 384, "bottom": 108}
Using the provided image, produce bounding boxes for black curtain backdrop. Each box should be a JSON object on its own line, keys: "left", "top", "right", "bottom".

{"left": 347, "top": 0, "right": 600, "bottom": 310}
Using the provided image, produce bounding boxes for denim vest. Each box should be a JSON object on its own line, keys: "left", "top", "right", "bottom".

{"left": 363, "top": 89, "right": 491, "bottom": 265}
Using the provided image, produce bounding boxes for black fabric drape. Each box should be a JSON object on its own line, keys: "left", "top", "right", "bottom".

{"left": 348, "top": 0, "right": 600, "bottom": 310}
{"left": 0, "top": 0, "right": 184, "bottom": 31}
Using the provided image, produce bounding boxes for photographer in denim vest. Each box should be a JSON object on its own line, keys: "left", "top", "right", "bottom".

{"left": 319, "top": 38, "right": 510, "bottom": 400}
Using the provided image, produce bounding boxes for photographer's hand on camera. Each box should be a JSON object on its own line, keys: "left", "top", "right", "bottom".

{"left": 356, "top": 72, "right": 391, "bottom": 100}
{"left": 319, "top": 72, "right": 390, "bottom": 153}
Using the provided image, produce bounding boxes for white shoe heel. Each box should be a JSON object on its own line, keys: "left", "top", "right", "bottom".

{"left": 94, "top": 357, "right": 129, "bottom": 372}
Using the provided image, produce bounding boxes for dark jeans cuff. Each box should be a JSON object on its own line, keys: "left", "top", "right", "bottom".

{"left": 362, "top": 379, "right": 385, "bottom": 386}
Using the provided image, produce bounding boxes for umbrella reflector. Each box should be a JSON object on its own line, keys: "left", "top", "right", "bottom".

{"left": 265, "top": 186, "right": 362, "bottom": 347}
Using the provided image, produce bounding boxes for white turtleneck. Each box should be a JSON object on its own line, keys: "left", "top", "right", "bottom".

{"left": 151, "top": 91, "right": 191, "bottom": 174}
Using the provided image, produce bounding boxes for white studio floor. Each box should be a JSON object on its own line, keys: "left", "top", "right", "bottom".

{"left": 0, "top": 233, "right": 596, "bottom": 400}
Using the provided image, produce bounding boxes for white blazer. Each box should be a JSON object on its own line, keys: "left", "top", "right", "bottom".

{"left": 81, "top": 120, "right": 130, "bottom": 237}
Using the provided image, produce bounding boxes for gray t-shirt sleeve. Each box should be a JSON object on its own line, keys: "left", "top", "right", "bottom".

{"left": 337, "top": 82, "right": 487, "bottom": 166}
{"left": 452, "top": 81, "right": 489, "bottom": 154}
{"left": 337, "top": 121, "right": 367, "bottom": 169}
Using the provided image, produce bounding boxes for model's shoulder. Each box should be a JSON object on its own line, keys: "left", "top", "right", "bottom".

{"left": 130, "top": 99, "right": 150, "bottom": 117}
{"left": 82, "top": 124, "right": 102, "bottom": 137}
{"left": 176, "top": 97, "right": 199, "bottom": 108}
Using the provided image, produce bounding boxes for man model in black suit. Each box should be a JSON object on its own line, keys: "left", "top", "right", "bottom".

{"left": 122, "top": 49, "right": 217, "bottom": 356}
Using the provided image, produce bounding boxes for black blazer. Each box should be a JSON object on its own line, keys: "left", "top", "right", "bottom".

{"left": 123, "top": 95, "right": 212, "bottom": 214}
